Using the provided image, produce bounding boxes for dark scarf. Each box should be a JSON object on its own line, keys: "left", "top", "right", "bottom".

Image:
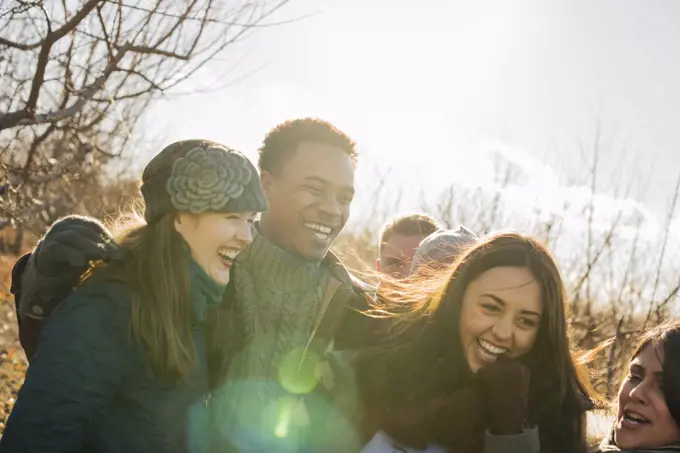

{"left": 187, "top": 257, "right": 226, "bottom": 325}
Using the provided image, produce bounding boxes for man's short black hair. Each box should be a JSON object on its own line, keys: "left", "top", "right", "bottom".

{"left": 379, "top": 213, "right": 440, "bottom": 250}
{"left": 258, "top": 118, "right": 358, "bottom": 174}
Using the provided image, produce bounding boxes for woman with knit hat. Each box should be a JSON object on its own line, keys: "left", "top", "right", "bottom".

{"left": 0, "top": 140, "right": 268, "bottom": 453}
{"left": 408, "top": 225, "right": 479, "bottom": 275}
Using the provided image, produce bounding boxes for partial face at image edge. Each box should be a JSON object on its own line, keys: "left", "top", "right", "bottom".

{"left": 459, "top": 266, "right": 543, "bottom": 373}
{"left": 615, "top": 343, "right": 680, "bottom": 450}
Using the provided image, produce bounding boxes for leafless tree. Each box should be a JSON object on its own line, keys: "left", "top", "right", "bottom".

{"left": 0, "top": 0, "right": 292, "bottom": 245}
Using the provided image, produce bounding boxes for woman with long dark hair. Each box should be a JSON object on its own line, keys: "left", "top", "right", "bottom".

{"left": 358, "top": 232, "right": 594, "bottom": 453}
{"left": 597, "top": 322, "right": 680, "bottom": 452}
{"left": 0, "top": 140, "right": 268, "bottom": 453}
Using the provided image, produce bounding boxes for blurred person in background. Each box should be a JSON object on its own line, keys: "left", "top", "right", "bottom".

{"left": 377, "top": 214, "right": 440, "bottom": 279}
{"left": 408, "top": 225, "right": 478, "bottom": 275}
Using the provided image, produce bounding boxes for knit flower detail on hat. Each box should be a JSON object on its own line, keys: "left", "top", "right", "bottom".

{"left": 166, "top": 145, "right": 252, "bottom": 213}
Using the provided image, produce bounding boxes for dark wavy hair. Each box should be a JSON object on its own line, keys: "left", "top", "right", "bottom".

{"left": 357, "top": 232, "right": 594, "bottom": 453}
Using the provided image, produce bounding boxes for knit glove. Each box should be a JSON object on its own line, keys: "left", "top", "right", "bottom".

{"left": 18, "top": 215, "right": 121, "bottom": 321}
{"left": 475, "top": 355, "right": 531, "bottom": 435}
{"left": 382, "top": 397, "right": 445, "bottom": 449}
{"left": 34, "top": 215, "right": 120, "bottom": 276}
{"left": 431, "top": 386, "right": 485, "bottom": 448}
{"left": 380, "top": 387, "right": 487, "bottom": 450}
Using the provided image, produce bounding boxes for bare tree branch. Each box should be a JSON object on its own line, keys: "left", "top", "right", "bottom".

{"left": 9, "top": 43, "right": 130, "bottom": 128}
{"left": 0, "top": 0, "right": 103, "bottom": 130}
{"left": 0, "top": 35, "right": 43, "bottom": 50}
{"left": 1, "top": 0, "right": 293, "bottom": 235}
{"left": 643, "top": 173, "right": 680, "bottom": 328}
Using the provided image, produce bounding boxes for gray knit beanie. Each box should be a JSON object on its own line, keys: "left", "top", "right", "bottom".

{"left": 410, "top": 225, "right": 478, "bottom": 274}
{"left": 140, "top": 139, "right": 268, "bottom": 224}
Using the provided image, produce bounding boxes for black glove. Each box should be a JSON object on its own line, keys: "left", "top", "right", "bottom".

{"left": 431, "top": 387, "right": 486, "bottom": 449}
{"left": 475, "top": 355, "right": 531, "bottom": 435}
{"left": 17, "top": 215, "right": 121, "bottom": 321}
{"left": 33, "top": 215, "right": 121, "bottom": 276}
{"left": 384, "top": 388, "right": 487, "bottom": 451}
{"left": 382, "top": 396, "right": 445, "bottom": 449}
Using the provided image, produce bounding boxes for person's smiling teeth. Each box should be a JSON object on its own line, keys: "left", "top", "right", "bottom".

{"left": 304, "top": 222, "right": 332, "bottom": 239}
{"left": 624, "top": 411, "right": 649, "bottom": 424}
{"left": 217, "top": 248, "right": 239, "bottom": 262}
{"left": 477, "top": 339, "right": 507, "bottom": 361}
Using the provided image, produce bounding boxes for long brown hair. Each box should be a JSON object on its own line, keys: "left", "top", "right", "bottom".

{"left": 85, "top": 210, "right": 196, "bottom": 379}
{"left": 358, "top": 232, "right": 594, "bottom": 453}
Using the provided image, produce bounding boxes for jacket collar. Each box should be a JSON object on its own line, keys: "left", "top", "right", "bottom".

{"left": 599, "top": 427, "right": 680, "bottom": 452}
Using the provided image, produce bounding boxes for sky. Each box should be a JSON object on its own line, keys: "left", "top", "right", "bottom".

{"left": 138, "top": 0, "right": 680, "bottom": 246}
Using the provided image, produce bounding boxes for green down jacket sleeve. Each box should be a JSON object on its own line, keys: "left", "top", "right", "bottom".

{"left": 0, "top": 283, "right": 133, "bottom": 453}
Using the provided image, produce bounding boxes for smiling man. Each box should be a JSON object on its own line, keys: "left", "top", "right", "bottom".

{"left": 206, "top": 119, "right": 376, "bottom": 452}
{"left": 257, "top": 120, "right": 356, "bottom": 260}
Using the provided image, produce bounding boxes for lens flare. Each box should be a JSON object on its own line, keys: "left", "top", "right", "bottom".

{"left": 277, "top": 347, "right": 323, "bottom": 394}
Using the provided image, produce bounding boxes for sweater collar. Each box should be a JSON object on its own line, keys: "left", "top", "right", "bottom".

{"left": 234, "top": 227, "right": 322, "bottom": 291}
